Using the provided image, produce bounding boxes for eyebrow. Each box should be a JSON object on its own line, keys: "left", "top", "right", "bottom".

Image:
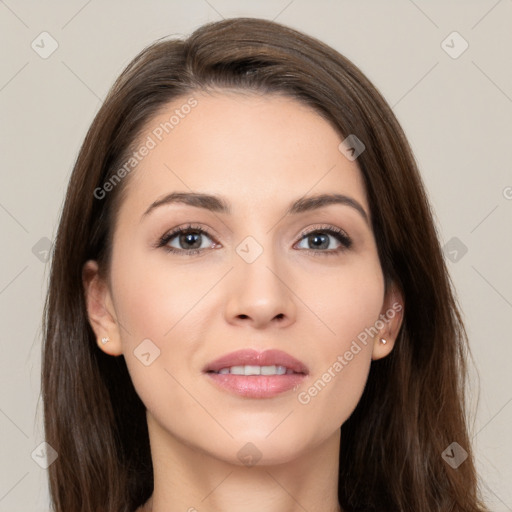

{"left": 141, "top": 191, "right": 369, "bottom": 224}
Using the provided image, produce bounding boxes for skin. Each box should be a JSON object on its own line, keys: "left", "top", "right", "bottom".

{"left": 83, "top": 90, "right": 403, "bottom": 512}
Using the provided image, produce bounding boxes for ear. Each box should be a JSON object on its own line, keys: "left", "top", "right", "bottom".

{"left": 371, "top": 280, "right": 404, "bottom": 361}
{"left": 82, "top": 260, "right": 123, "bottom": 356}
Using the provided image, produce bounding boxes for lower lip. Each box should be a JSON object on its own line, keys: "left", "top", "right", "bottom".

{"left": 204, "top": 372, "right": 307, "bottom": 398}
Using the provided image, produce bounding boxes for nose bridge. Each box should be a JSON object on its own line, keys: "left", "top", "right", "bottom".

{"left": 224, "top": 231, "right": 296, "bottom": 326}
{"left": 237, "top": 237, "right": 282, "bottom": 291}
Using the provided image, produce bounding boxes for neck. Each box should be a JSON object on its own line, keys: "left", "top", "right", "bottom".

{"left": 138, "top": 412, "right": 343, "bottom": 512}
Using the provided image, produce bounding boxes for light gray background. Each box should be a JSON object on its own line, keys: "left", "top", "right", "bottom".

{"left": 1, "top": 0, "right": 511, "bottom": 510}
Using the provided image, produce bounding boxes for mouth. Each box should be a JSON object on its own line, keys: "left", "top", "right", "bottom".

{"left": 203, "top": 349, "right": 309, "bottom": 398}
{"left": 203, "top": 348, "right": 309, "bottom": 375}
{"left": 206, "top": 365, "right": 305, "bottom": 376}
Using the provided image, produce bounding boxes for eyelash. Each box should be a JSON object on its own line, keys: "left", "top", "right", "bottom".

{"left": 156, "top": 223, "right": 353, "bottom": 257}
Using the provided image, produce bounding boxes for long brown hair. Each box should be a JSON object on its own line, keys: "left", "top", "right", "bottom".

{"left": 42, "top": 17, "right": 488, "bottom": 512}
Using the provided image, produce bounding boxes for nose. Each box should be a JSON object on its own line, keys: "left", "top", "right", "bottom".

{"left": 223, "top": 246, "right": 297, "bottom": 329}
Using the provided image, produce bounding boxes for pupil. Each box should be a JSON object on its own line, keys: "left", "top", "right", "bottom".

{"left": 310, "top": 233, "right": 328, "bottom": 249}
{"left": 181, "top": 231, "right": 201, "bottom": 249}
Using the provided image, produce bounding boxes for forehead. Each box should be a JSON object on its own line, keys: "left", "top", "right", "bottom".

{"left": 117, "top": 90, "right": 369, "bottom": 220}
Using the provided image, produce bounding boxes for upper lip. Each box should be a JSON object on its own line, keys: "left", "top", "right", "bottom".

{"left": 203, "top": 349, "right": 309, "bottom": 375}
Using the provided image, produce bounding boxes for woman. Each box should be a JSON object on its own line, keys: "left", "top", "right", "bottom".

{"left": 42, "top": 17, "right": 488, "bottom": 512}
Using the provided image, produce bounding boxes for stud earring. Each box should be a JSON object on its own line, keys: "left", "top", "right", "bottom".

{"left": 101, "top": 337, "right": 110, "bottom": 344}
{"left": 380, "top": 338, "right": 387, "bottom": 345}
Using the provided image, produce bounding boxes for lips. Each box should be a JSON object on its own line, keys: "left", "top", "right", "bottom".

{"left": 203, "top": 349, "right": 309, "bottom": 375}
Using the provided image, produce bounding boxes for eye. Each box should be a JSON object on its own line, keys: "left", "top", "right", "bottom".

{"left": 155, "top": 223, "right": 352, "bottom": 257}
{"left": 295, "top": 225, "right": 352, "bottom": 255}
{"left": 156, "top": 224, "right": 218, "bottom": 255}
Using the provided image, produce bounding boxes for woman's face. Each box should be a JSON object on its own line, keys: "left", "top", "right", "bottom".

{"left": 85, "top": 90, "right": 402, "bottom": 465}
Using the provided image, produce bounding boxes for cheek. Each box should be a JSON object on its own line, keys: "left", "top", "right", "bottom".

{"left": 293, "top": 257, "right": 383, "bottom": 425}
{"left": 110, "top": 244, "right": 210, "bottom": 341}
{"left": 301, "top": 254, "right": 385, "bottom": 344}
{"left": 109, "top": 250, "right": 208, "bottom": 417}
{"left": 296, "top": 344, "right": 371, "bottom": 437}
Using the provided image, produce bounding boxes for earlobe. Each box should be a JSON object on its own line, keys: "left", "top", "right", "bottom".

{"left": 371, "top": 281, "right": 404, "bottom": 361}
{"left": 82, "top": 260, "right": 123, "bottom": 356}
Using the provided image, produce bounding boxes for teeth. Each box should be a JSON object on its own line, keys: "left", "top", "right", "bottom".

{"left": 216, "top": 365, "right": 296, "bottom": 376}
